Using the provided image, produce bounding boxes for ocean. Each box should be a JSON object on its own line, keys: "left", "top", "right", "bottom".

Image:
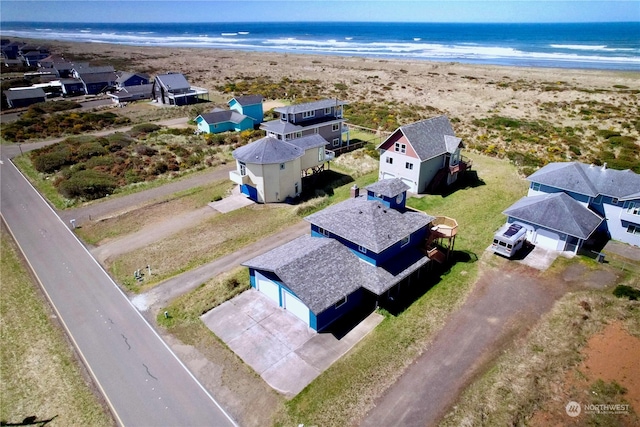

{"left": 2, "top": 21, "right": 639, "bottom": 71}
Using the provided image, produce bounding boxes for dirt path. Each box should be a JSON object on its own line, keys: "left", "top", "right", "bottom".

{"left": 59, "top": 164, "right": 234, "bottom": 227}
{"left": 91, "top": 205, "right": 219, "bottom": 263}
{"left": 131, "top": 220, "right": 310, "bottom": 315}
{"left": 360, "top": 263, "right": 572, "bottom": 427}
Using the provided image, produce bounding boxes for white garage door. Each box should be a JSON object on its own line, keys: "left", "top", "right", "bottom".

{"left": 282, "top": 290, "right": 310, "bottom": 326}
{"left": 401, "top": 178, "right": 417, "bottom": 193}
{"left": 382, "top": 172, "right": 395, "bottom": 180}
{"left": 256, "top": 272, "right": 280, "bottom": 305}
{"left": 535, "top": 228, "right": 560, "bottom": 251}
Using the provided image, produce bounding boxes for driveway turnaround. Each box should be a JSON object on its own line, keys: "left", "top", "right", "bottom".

{"left": 1, "top": 155, "right": 237, "bottom": 426}
{"left": 202, "top": 289, "right": 384, "bottom": 396}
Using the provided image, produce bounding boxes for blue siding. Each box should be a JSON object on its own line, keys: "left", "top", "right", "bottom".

{"left": 314, "top": 288, "right": 364, "bottom": 332}
{"left": 230, "top": 100, "right": 264, "bottom": 125}
{"left": 122, "top": 75, "right": 149, "bottom": 86}
{"left": 366, "top": 190, "right": 406, "bottom": 211}
{"left": 377, "top": 227, "right": 427, "bottom": 265}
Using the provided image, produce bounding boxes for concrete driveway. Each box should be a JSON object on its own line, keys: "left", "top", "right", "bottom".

{"left": 201, "top": 289, "right": 383, "bottom": 396}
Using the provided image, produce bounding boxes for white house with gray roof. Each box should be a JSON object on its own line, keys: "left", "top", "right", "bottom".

{"left": 377, "top": 115, "right": 471, "bottom": 194}
{"left": 261, "top": 99, "right": 349, "bottom": 149}
{"left": 229, "top": 134, "right": 330, "bottom": 203}
{"left": 243, "top": 178, "right": 438, "bottom": 331}
{"left": 523, "top": 161, "right": 640, "bottom": 247}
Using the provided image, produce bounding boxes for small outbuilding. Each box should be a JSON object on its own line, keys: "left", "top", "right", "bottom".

{"left": 195, "top": 109, "right": 255, "bottom": 134}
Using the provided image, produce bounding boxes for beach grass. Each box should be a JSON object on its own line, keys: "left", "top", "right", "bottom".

{"left": 0, "top": 228, "right": 113, "bottom": 427}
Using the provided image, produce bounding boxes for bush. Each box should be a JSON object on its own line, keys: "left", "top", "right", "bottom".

{"left": 128, "top": 123, "right": 161, "bottom": 137}
{"left": 134, "top": 145, "right": 158, "bottom": 156}
{"left": 57, "top": 169, "right": 117, "bottom": 200}
{"left": 31, "top": 146, "right": 72, "bottom": 173}
{"left": 613, "top": 285, "right": 640, "bottom": 300}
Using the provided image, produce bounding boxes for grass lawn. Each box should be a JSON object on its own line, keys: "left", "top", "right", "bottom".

{"left": 0, "top": 228, "right": 113, "bottom": 427}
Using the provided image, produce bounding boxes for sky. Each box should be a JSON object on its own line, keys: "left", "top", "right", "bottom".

{"left": 1, "top": 0, "right": 639, "bottom": 23}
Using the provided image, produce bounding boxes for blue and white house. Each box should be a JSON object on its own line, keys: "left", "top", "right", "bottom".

{"left": 503, "top": 161, "right": 640, "bottom": 250}
{"left": 243, "top": 179, "right": 438, "bottom": 331}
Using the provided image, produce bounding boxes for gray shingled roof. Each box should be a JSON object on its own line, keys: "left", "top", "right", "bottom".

{"left": 116, "top": 72, "right": 150, "bottom": 85}
{"left": 289, "top": 134, "right": 328, "bottom": 150}
{"left": 242, "top": 235, "right": 430, "bottom": 313}
{"left": 230, "top": 95, "right": 263, "bottom": 106}
{"left": 242, "top": 236, "right": 362, "bottom": 313}
{"left": 378, "top": 115, "right": 461, "bottom": 161}
{"left": 260, "top": 119, "right": 302, "bottom": 134}
{"left": 503, "top": 192, "right": 603, "bottom": 239}
{"left": 4, "top": 87, "right": 46, "bottom": 100}
{"left": 232, "top": 136, "right": 303, "bottom": 164}
{"left": 200, "top": 110, "right": 248, "bottom": 125}
{"left": 528, "top": 162, "right": 640, "bottom": 200}
{"left": 74, "top": 65, "right": 115, "bottom": 75}
{"left": 305, "top": 197, "right": 434, "bottom": 253}
{"left": 80, "top": 72, "right": 117, "bottom": 84}
{"left": 274, "top": 99, "right": 347, "bottom": 115}
{"left": 365, "top": 178, "right": 410, "bottom": 198}
{"left": 155, "top": 73, "right": 190, "bottom": 91}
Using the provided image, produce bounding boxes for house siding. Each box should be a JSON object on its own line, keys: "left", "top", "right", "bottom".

{"left": 417, "top": 156, "right": 445, "bottom": 193}
{"left": 314, "top": 288, "right": 365, "bottom": 332}
{"left": 606, "top": 198, "right": 640, "bottom": 246}
{"left": 229, "top": 100, "right": 263, "bottom": 124}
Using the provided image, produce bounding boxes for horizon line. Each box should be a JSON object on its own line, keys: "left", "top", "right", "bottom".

{"left": 2, "top": 20, "right": 639, "bottom": 24}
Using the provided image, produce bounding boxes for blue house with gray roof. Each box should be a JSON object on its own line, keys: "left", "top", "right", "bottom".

{"left": 228, "top": 95, "right": 264, "bottom": 125}
{"left": 503, "top": 161, "right": 640, "bottom": 250}
{"left": 243, "top": 178, "right": 439, "bottom": 331}
{"left": 196, "top": 109, "right": 255, "bottom": 134}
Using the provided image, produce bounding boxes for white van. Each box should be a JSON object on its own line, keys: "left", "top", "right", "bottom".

{"left": 492, "top": 222, "right": 528, "bottom": 258}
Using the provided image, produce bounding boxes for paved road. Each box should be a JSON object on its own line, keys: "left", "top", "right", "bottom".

{"left": 1, "top": 150, "right": 237, "bottom": 426}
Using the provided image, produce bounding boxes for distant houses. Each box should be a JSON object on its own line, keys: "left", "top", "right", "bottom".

{"left": 152, "top": 73, "right": 209, "bottom": 106}
{"left": 4, "top": 87, "right": 46, "bottom": 108}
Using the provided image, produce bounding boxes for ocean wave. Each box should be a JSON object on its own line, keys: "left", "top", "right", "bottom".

{"left": 550, "top": 44, "right": 636, "bottom": 52}
{"left": 3, "top": 26, "right": 638, "bottom": 69}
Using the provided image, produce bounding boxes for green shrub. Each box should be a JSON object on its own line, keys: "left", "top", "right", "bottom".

{"left": 57, "top": 169, "right": 117, "bottom": 200}
{"left": 613, "top": 285, "right": 640, "bottom": 300}
{"left": 31, "top": 146, "right": 72, "bottom": 173}
{"left": 596, "top": 129, "right": 621, "bottom": 139}
{"left": 128, "top": 123, "right": 162, "bottom": 137}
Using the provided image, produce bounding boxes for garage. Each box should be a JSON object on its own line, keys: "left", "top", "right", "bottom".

{"left": 534, "top": 228, "right": 561, "bottom": 251}
{"left": 282, "top": 290, "right": 310, "bottom": 326}
{"left": 256, "top": 272, "right": 280, "bottom": 305}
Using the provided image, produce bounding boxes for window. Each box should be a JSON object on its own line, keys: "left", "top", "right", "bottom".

{"left": 280, "top": 163, "right": 285, "bottom": 170}
{"left": 394, "top": 142, "right": 406, "bottom": 154}
{"left": 611, "top": 197, "right": 619, "bottom": 205}
{"left": 295, "top": 182, "right": 299, "bottom": 194}
{"left": 319, "top": 227, "right": 330, "bottom": 237}
{"left": 385, "top": 157, "right": 393, "bottom": 164}
{"left": 627, "top": 202, "right": 639, "bottom": 215}
{"left": 332, "top": 138, "right": 340, "bottom": 147}
{"left": 239, "top": 162, "right": 246, "bottom": 176}
{"left": 405, "top": 162, "right": 413, "bottom": 170}
{"left": 295, "top": 131, "right": 302, "bottom": 138}
{"left": 531, "top": 182, "right": 541, "bottom": 191}
{"left": 335, "top": 296, "right": 347, "bottom": 309}
{"left": 325, "top": 107, "right": 332, "bottom": 115}
{"left": 358, "top": 245, "right": 367, "bottom": 253}
{"left": 318, "top": 147, "right": 324, "bottom": 162}
{"left": 401, "top": 235, "right": 410, "bottom": 247}
{"left": 627, "top": 224, "right": 640, "bottom": 235}
{"left": 314, "top": 127, "right": 319, "bottom": 134}
{"left": 302, "top": 110, "right": 315, "bottom": 119}
{"left": 332, "top": 123, "right": 340, "bottom": 132}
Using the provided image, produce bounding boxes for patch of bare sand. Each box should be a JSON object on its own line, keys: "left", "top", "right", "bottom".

{"left": 530, "top": 321, "right": 640, "bottom": 426}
